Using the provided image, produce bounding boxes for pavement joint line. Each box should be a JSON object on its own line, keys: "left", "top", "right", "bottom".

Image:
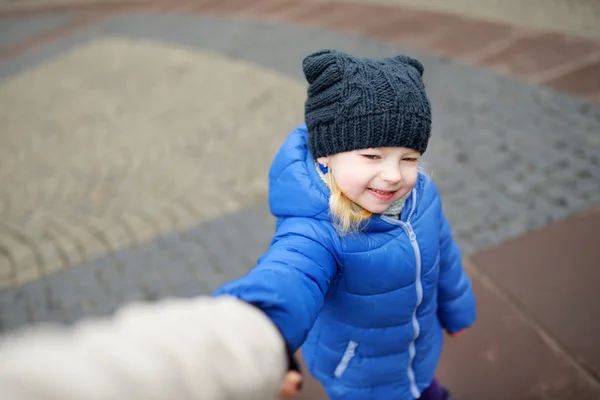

{"left": 532, "top": 51, "right": 600, "bottom": 85}
{"left": 0, "top": 11, "right": 108, "bottom": 62}
{"left": 464, "top": 256, "right": 600, "bottom": 387}
{"left": 1, "top": 223, "right": 44, "bottom": 277}
{"left": 460, "top": 28, "right": 539, "bottom": 64}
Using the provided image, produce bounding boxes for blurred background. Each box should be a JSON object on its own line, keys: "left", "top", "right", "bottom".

{"left": 1, "top": 0, "right": 599, "bottom": 399}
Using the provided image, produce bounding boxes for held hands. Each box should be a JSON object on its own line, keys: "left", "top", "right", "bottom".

{"left": 280, "top": 371, "right": 303, "bottom": 399}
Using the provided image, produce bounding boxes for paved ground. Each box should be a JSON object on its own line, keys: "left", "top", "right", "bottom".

{"left": 1, "top": 1, "right": 600, "bottom": 399}
{"left": 0, "top": 0, "right": 145, "bottom": 12}
{"left": 342, "top": 0, "right": 600, "bottom": 39}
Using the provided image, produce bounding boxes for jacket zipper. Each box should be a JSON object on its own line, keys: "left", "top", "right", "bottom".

{"left": 381, "top": 189, "right": 422, "bottom": 398}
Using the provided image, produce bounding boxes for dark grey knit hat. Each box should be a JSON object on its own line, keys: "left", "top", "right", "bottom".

{"left": 302, "top": 49, "right": 432, "bottom": 158}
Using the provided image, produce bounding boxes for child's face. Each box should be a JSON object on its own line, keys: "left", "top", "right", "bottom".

{"left": 318, "top": 147, "right": 420, "bottom": 214}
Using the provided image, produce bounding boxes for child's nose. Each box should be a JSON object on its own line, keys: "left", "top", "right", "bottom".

{"left": 380, "top": 167, "right": 403, "bottom": 184}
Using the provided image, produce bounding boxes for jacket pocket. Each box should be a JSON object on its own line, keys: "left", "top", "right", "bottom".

{"left": 334, "top": 341, "right": 358, "bottom": 378}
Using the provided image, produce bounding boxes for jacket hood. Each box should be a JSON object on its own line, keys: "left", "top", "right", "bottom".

{"left": 268, "top": 124, "right": 332, "bottom": 221}
{"left": 268, "top": 124, "right": 431, "bottom": 233}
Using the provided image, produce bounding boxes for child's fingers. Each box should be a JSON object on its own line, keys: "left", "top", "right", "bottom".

{"left": 280, "top": 371, "right": 303, "bottom": 399}
{"left": 287, "top": 371, "right": 303, "bottom": 388}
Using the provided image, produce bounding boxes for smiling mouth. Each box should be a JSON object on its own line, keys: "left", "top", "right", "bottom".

{"left": 367, "top": 188, "right": 396, "bottom": 200}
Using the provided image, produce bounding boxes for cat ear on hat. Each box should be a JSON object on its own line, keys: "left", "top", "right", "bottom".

{"left": 302, "top": 49, "right": 341, "bottom": 85}
{"left": 386, "top": 55, "right": 424, "bottom": 77}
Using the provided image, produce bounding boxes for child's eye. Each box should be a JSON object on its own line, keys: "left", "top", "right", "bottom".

{"left": 403, "top": 157, "right": 418, "bottom": 162}
{"left": 362, "top": 154, "right": 380, "bottom": 160}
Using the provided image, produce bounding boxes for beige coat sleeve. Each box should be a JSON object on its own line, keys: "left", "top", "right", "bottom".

{"left": 0, "top": 296, "right": 287, "bottom": 400}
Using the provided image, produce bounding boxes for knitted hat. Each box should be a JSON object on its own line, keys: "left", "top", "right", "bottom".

{"left": 302, "top": 49, "right": 432, "bottom": 158}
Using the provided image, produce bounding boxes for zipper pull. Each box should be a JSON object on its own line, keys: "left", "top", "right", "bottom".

{"left": 406, "top": 225, "right": 417, "bottom": 241}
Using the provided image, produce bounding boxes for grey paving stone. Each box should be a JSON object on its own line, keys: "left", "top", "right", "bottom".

{"left": 0, "top": 14, "right": 75, "bottom": 48}
{"left": 159, "top": 259, "right": 196, "bottom": 289}
{"left": 173, "top": 281, "right": 206, "bottom": 299}
{"left": 22, "top": 280, "right": 48, "bottom": 311}
{"left": 117, "top": 289, "right": 146, "bottom": 304}
{"left": 29, "top": 307, "right": 66, "bottom": 326}
{"left": 0, "top": 291, "right": 29, "bottom": 332}
{"left": 172, "top": 240, "right": 215, "bottom": 282}
{"left": 84, "top": 295, "right": 123, "bottom": 320}
{"left": 0, "top": 12, "right": 599, "bottom": 331}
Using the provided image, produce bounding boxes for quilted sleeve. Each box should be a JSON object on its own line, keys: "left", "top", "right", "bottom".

{"left": 437, "top": 211, "right": 477, "bottom": 333}
{"left": 213, "top": 219, "right": 338, "bottom": 351}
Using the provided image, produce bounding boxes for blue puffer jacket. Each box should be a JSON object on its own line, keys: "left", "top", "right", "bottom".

{"left": 214, "top": 125, "right": 476, "bottom": 399}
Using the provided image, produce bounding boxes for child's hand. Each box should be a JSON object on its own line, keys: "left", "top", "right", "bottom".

{"left": 280, "top": 370, "right": 303, "bottom": 399}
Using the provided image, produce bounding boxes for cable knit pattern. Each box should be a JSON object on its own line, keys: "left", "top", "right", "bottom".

{"left": 302, "top": 49, "right": 432, "bottom": 158}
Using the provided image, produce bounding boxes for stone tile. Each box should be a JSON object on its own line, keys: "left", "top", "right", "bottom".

{"left": 0, "top": 12, "right": 102, "bottom": 62}
{"left": 0, "top": 14, "right": 75, "bottom": 48}
{"left": 478, "top": 32, "right": 600, "bottom": 78}
{"left": 292, "top": 258, "right": 600, "bottom": 400}
{"left": 303, "top": 2, "right": 409, "bottom": 37}
{"left": 471, "top": 207, "right": 600, "bottom": 380}
{"left": 285, "top": 1, "right": 358, "bottom": 27}
{"left": 173, "top": 280, "right": 207, "bottom": 299}
{"left": 276, "top": 1, "right": 340, "bottom": 24}
{"left": 191, "top": 0, "right": 250, "bottom": 14}
{"left": 437, "top": 261, "right": 600, "bottom": 400}
{"left": 587, "top": 92, "right": 600, "bottom": 105}
{"left": 0, "top": 288, "right": 30, "bottom": 332}
{"left": 0, "top": 274, "right": 12, "bottom": 292}
{"left": 368, "top": 8, "right": 466, "bottom": 47}
{"left": 0, "top": 13, "right": 599, "bottom": 399}
{"left": 0, "top": 0, "right": 148, "bottom": 16}
{"left": 427, "top": 18, "right": 521, "bottom": 59}
{"left": 545, "top": 58, "right": 600, "bottom": 99}
{"left": 2, "top": 12, "right": 598, "bottom": 277}
{"left": 238, "top": 0, "right": 299, "bottom": 18}
{"left": 0, "top": 249, "right": 11, "bottom": 279}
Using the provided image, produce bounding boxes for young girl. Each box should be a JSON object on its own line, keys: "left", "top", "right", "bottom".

{"left": 214, "top": 49, "right": 476, "bottom": 400}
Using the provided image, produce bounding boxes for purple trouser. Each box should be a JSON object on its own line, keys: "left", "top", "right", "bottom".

{"left": 417, "top": 378, "right": 451, "bottom": 400}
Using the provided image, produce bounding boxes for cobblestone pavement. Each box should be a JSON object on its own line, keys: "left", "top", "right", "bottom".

{"left": 0, "top": 6, "right": 600, "bottom": 397}
{"left": 0, "top": 13, "right": 76, "bottom": 47}
{"left": 342, "top": 0, "right": 600, "bottom": 39}
{"left": 0, "top": 204, "right": 276, "bottom": 329}
{"left": 0, "top": 0, "right": 600, "bottom": 400}
{"left": 0, "top": 30, "right": 306, "bottom": 289}
{"left": 0, "top": 0, "right": 146, "bottom": 12}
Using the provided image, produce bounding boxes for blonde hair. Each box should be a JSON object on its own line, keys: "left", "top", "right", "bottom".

{"left": 324, "top": 171, "right": 372, "bottom": 236}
